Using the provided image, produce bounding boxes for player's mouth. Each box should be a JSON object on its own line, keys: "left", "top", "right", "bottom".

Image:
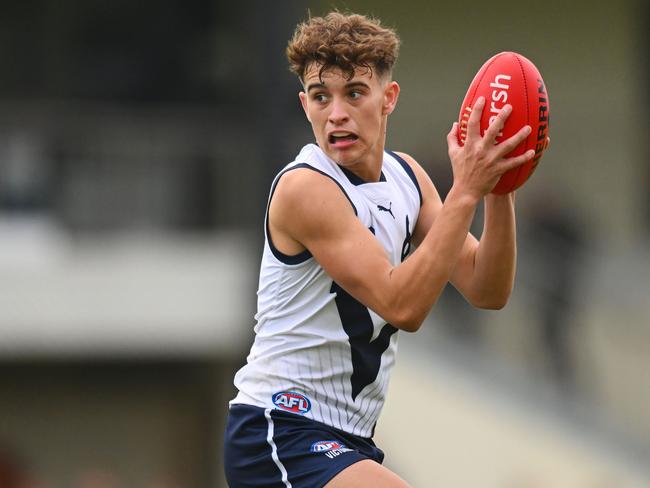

{"left": 328, "top": 131, "right": 359, "bottom": 149}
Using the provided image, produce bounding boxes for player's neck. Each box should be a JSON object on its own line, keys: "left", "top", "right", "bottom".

{"left": 338, "top": 147, "right": 384, "bottom": 183}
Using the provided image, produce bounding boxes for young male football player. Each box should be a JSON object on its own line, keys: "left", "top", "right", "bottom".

{"left": 224, "top": 12, "right": 535, "bottom": 487}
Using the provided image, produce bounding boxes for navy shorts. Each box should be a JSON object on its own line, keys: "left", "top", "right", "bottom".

{"left": 224, "top": 403, "right": 384, "bottom": 488}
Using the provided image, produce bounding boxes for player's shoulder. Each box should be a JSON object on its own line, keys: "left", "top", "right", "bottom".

{"left": 274, "top": 144, "right": 343, "bottom": 191}
{"left": 271, "top": 163, "right": 357, "bottom": 227}
{"left": 274, "top": 162, "right": 341, "bottom": 196}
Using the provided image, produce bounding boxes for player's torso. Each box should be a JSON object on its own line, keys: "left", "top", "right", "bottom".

{"left": 232, "top": 144, "right": 421, "bottom": 438}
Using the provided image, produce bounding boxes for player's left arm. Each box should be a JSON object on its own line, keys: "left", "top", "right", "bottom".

{"left": 458, "top": 192, "right": 516, "bottom": 309}
{"left": 396, "top": 152, "right": 515, "bottom": 310}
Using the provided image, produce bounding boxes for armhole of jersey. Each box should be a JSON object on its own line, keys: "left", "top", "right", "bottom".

{"left": 387, "top": 150, "right": 423, "bottom": 207}
{"left": 265, "top": 162, "right": 358, "bottom": 265}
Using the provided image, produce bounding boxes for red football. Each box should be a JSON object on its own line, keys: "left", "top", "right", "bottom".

{"left": 457, "top": 51, "right": 550, "bottom": 194}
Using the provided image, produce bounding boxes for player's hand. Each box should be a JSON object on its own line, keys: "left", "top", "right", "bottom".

{"left": 446, "top": 96, "right": 535, "bottom": 200}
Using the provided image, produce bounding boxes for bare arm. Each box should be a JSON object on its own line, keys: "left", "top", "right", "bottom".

{"left": 405, "top": 160, "right": 516, "bottom": 310}
{"left": 467, "top": 193, "right": 517, "bottom": 309}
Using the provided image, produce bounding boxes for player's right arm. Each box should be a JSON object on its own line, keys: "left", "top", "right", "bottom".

{"left": 269, "top": 166, "right": 474, "bottom": 333}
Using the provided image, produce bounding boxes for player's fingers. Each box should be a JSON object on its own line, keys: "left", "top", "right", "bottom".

{"left": 483, "top": 104, "right": 512, "bottom": 144}
{"left": 499, "top": 149, "right": 535, "bottom": 173}
{"left": 446, "top": 122, "right": 460, "bottom": 152}
{"left": 466, "top": 97, "right": 485, "bottom": 140}
{"left": 495, "top": 125, "right": 531, "bottom": 157}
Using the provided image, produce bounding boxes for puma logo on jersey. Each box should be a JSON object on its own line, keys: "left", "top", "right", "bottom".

{"left": 377, "top": 202, "right": 395, "bottom": 219}
{"left": 272, "top": 391, "right": 311, "bottom": 414}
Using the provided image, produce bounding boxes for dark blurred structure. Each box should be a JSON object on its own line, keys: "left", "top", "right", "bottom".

{"left": 523, "top": 191, "right": 585, "bottom": 389}
{"left": 646, "top": 1, "right": 650, "bottom": 235}
{"left": 0, "top": 0, "right": 307, "bottom": 232}
{"left": 0, "top": 1, "right": 215, "bottom": 103}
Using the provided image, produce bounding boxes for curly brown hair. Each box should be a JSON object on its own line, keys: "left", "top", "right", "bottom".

{"left": 286, "top": 12, "right": 400, "bottom": 82}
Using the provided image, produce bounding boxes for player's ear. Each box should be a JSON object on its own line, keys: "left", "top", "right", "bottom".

{"left": 299, "top": 92, "right": 311, "bottom": 122}
{"left": 382, "top": 81, "right": 400, "bottom": 115}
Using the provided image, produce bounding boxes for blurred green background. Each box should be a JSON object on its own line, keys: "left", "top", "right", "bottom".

{"left": 0, "top": 0, "right": 648, "bottom": 486}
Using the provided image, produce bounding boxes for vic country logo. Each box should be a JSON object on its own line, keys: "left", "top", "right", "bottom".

{"left": 272, "top": 391, "right": 311, "bottom": 414}
{"left": 310, "top": 440, "right": 354, "bottom": 459}
{"left": 377, "top": 202, "right": 395, "bottom": 219}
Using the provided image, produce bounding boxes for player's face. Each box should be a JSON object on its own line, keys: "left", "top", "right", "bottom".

{"left": 299, "top": 64, "right": 399, "bottom": 174}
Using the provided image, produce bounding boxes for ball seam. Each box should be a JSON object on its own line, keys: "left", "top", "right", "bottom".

{"left": 463, "top": 53, "right": 504, "bottom": 139}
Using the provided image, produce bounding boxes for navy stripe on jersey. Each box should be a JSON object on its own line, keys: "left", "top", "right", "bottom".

{"left": 330, "top": 281, "right": 398, "bottom": 402}
{"left": 387, "top": 151, "right": 423, "bottom": 207}
{"left": 265, "top": 163, "right": 357, "bottom": 265}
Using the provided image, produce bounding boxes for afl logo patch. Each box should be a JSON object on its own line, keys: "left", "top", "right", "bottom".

{"left": 310, "top": 440, "right": 346, "bottom": 453}
{"left": 272, "top": 391, "right": 311, "bottom": 414}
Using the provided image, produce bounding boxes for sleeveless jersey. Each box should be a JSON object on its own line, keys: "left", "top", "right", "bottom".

{"left": 231, "top": 143, "right": 422, "bottom": 438}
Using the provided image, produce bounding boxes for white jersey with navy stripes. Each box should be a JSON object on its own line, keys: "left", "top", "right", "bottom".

{"left": 231, "top": 143, "right": 422, "bottom": 438}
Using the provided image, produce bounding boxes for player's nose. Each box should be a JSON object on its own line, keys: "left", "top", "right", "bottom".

{"left": 328, "top": 97, "right": 349, "bottom": 125}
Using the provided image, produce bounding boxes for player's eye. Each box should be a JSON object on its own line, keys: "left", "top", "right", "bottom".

{"left": 312, "top": 93, "right": 329, "bottom": 103}
{"left": 349, "top": 91, "right": 362, "bottom": 100}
